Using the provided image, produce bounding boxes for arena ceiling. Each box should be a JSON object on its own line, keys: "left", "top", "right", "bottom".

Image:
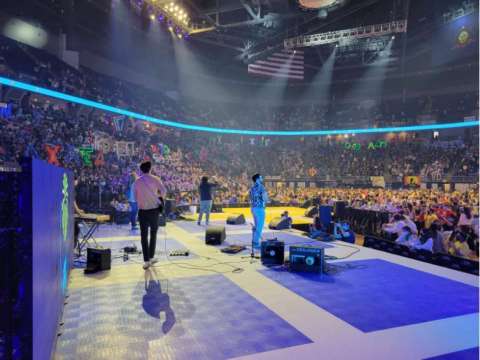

{"left": 0, "top": 0, "right": 473, "bottom": 84}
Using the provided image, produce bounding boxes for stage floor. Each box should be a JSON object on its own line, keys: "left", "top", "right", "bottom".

{"left": 55, "top": 214, "right": 479, "bottom": 360}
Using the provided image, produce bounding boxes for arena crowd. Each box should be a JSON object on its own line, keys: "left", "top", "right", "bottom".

{"left": 0, "top": 35, "right": 478, "bottom": 260}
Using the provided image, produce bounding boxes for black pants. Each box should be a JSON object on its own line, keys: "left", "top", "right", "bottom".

{"left": 138, "top": 208, "right": 160, "bottom": 262}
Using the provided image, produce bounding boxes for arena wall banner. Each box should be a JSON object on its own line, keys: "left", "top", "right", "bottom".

{"left": 94, "top": 132, "right": 115, "bottom": 152}
{"left": 370, "top": 176, "right": 386, "bottom": 188}
{"left": 403, "top": 176, "right": 421, "bottom": 188}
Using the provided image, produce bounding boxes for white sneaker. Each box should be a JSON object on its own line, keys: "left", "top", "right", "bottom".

{"left": 149, "top": 257, "right": 158, "bottom": 266}
{"left": 143, "top": 262, "right": 150, "bottom": 270}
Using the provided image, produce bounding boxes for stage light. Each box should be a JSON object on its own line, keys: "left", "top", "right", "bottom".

{"left": 168, "top": 26, "right": 173, "bottom": 31}
{"left": 178, "top": 33, "right": 183, "bottom": 39}
{"left": 149, "top": 14, "right": 155, "bottom": 20}
{"left": 0, "top": 76, "right": 478, "bottom": 137}
{"left": 3, "top": 18, "right": 48, "bottom": 49}
{"left": 392, "top": 35, "right": 395, "bottom": 40}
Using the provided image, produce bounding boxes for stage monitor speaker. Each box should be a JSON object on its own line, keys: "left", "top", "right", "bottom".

{"left": 305, "top": 206, "right": 319, "bottom": 218}
{"left": 289, "top": 245, "right": 324, "bottom": 273}
{"left": 261, "top": 239, "right": 285, "bottom": 266}
{"left": 333, "top": 201, "right": 347, "bottom": 220}
{"left": 205, "top": 226, "right": 226, "bottom": 245}
{"left": 268, "top": 217, "right": 291, "bottom": 230}
{"left": 85, "top": 248, "right": 111, "bottom": 274}
{"left": 226, "top": 214, "right": 246, "bottom": 225}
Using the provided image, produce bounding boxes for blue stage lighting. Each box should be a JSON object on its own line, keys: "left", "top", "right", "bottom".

{"left": 0, "top": 76, "right": 478, "bottom": 137}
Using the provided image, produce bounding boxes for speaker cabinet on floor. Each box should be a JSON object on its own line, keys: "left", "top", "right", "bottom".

{"left": 85, "top": 248, "right": 111, "bottom": 274}
{"left": 261, "top": 239, "right": 285, "bottom": 266}
{"left": 268, "top": 217, "right": 291, "bottom": 230}
{"left": 205, "top": 226, "right": 226, "bottom": 245}
{"left": 226, "top": 214, "right": 246, "bottom": 225}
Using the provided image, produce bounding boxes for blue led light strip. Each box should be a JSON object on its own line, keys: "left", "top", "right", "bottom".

{"left": 0, "top": 76, "right": 478, "bottom": 136}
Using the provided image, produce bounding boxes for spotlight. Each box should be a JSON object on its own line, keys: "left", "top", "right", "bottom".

{"left": 149, "top": 14, "right": 155, "bottom": 21}
{"left": 391, "top": 35, "right": 395, "bottom": 40}
{"left": 178, "top": 33, "right": 183, "bottom": 39}
{"left": 168, "top": 26, "right": 173, "bottom": 31}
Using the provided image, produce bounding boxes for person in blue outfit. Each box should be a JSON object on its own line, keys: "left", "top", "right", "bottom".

{"left": 128, "top": 169, "right": 139, "bottom": 230}
{"left": 249, "top": 173, "right": 269, "bottom": 252}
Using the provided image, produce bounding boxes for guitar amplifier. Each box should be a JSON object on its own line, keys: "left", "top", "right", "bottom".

{"left": 85, "top": 248, "right": 111, "bottom": 274}
{"left": 205, "top": 226, "right": 226, "bottom": 245}
{"left": 261, "top": 239, "right": 285, "bottom": 266}
{"left": 289, "top": 245, "right": 324, "bottom": 273}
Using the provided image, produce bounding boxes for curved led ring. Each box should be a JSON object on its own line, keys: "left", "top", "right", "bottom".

{"left": 0, "top": 76, "right": 478, "bottom": 136}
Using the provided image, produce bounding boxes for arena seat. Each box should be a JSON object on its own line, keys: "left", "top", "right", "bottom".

{"left": 363, "top": 236, "right": 479, "bottom": 275}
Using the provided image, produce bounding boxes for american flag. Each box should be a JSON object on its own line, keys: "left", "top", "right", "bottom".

{"left": 247, "top": 49, "right": 304, "bottom": 80}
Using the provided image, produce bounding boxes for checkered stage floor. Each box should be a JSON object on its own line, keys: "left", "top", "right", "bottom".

{"left": 55, "top": 221, "right": 479, "bottom": 360}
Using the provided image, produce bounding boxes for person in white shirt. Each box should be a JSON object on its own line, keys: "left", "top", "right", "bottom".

{"left": 383, "top": 214, "right": 407, "bottom": 238}
{"left": 472, "top": 213, "right": 479, "bottom": 238}
{"left": 457, "top": 207, "right": 473, "bottom": 227}
{"left": 402, "top": 215, "right": 418, "bottom": 235}
{"left": 395, "top": 226, "right": 417, "bottom": 246}
{"left": 409, "top": 231, "right": 433, "bottom": 252}
{"left": 133, "top": 161, "right": 166, "bottom": 270}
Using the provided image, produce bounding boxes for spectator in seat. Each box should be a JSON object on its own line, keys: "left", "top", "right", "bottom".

{"left": 383, "top": 214, "right": 407, "bottom": 238}
{"left": 424, "top": 208, "right": 438, "bottom": 230}
{"left": 280, "top": 210, "right": 293, "bottom": 229}
{"left": 457, "top": 207, "right": 473, "bottom": 228}
{"left": 447, "top": 230, "right": 472, "bottom": 258}
{"left": 410, "top": 232, "right": 433, "bottom": 252}
{"left": 395, "top": 225, "right": 417, "bottom": 246}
